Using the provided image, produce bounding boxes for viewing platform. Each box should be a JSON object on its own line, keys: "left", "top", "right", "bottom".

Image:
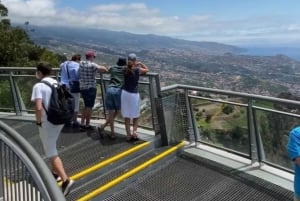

{"left": 0, "top": 67, "right": 298, "bottom": 200}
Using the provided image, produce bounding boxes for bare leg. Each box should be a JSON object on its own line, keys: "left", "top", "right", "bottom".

{"left": 81, "top": 108, "right": 86, "bottom": 125}
{"left": 109, "top": 111, "right": 119, "bottom": 135}
{"left": 50, "top": 156, "right": 68, "bottom": 182}
{"left": 124, "top": 118, "right": 131, "bottom": 140}
{"left": 85, "top": 107, "right": 92, "bottom": 126}
{"left": 132, "top": 118, "right": 139, "bottom": 138}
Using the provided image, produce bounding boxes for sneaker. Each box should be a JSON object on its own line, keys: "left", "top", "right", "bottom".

{"left": 64, "top": 122, "right": 72, "bottom": 128}
{"left": 85, "top": 125, "right": 94, "bottom": 130}
{"left": 79, "top": 125, "right": 86, "bottom": 132}
{"left": 72, "top": 121, "right": 80, "bottom": 128}
{"left": 97, "top": 126, "right": 104, "bottom": 139}
{"left": 52, "top": 172, "right": 62, "bottom": 182}
{"left": 62, "top": 179, "right": 74, "bottom": 196}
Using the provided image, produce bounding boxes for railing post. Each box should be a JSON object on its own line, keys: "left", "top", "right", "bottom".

{"left": 149, "top": 75, "right": 158, "bottom": 133}
{"left": 0, "top": 142, "right": 3, "bottom": 201}
{"left": 248, "top": 99, "right": 259, "bottom": 164}
{"left": 184, "top": 89, "right": 199, "bottom": 142}
{"left": 8, "top": 71, "right": 22, "bottom": 115}
{"left": 99, "top": 74, "right": 107, "bottom": 119}
{"left": 187, "top": 95, "right": 200, "bottom": 142}
{"left": 153, "top": 74, "right": 168, "bottom": 146}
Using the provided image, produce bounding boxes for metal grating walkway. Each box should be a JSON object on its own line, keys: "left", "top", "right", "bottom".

{"left": 103, "top": 155, "right": 293, "bottom": 201}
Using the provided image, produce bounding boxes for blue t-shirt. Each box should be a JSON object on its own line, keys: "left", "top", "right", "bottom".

{"left": 60, "top": 61, "right": 80, "bottom": 87}
{"left": 287, "top": 126, "right": 300, "bottom": 197}
{"left": 123, "top": 67, "right": 139, "bottom": 93}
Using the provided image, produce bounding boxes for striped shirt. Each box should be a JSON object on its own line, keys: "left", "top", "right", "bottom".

{"left": 79, "top": 60, "right": 99, "bottom": 90}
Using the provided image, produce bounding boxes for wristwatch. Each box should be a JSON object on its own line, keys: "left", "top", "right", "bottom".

{"left": 36, "top": 122, "right": 42, "bottom": 126}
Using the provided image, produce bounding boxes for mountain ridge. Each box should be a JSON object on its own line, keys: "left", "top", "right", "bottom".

{"left": 21, "top": 24, "right": 300, "bottom": 96}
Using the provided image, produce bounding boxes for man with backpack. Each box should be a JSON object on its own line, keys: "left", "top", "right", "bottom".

{"left": 31, "top": 62, "right": 74, "bottom": 196}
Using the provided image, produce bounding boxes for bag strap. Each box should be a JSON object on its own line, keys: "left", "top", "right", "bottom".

{"left": 39, "top": 80, "right": 54, "bottom": 115}
{"left": 66, "top": 61, "right": 71, "bottom": 80}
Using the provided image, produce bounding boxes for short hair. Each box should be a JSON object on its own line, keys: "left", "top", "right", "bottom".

{"left": 71, "top": 54, "right": 81, "bottom": 61}
{"left": 36, "top": 62, "right": 52, "bottom": 75}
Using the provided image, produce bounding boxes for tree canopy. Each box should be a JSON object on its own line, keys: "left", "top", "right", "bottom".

{"left": 0, "top": 2, "right": 65, "bottom": 67}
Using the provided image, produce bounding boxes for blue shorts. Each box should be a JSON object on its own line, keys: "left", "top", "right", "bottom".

{"left": 105, "top": 87, "right": 121, "bottom": 111}
{"left": 81, "top": 88, "right": 97, "bottom": 108}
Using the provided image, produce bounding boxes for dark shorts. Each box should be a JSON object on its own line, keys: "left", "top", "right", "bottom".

{"left": 81, "top": 88, "right": 97, "bottom": 108}
{"left": 105, "top": 87, "right": 121, "bottom": 111}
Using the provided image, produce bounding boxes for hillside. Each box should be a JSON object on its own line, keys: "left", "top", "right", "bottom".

{"left": 24, "top": 25, "right": 300, "bottom": 97}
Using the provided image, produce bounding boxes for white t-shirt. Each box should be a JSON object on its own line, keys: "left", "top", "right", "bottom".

{"left": 31, "top": 77, "right": 58, "bottom": 122}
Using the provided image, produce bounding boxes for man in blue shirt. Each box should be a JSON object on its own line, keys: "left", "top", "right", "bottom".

{"left": 287, "top": 126, "right": 300, "bottom": 201}
{"left": 60, "top": 54, "right": 81, "bottom": 128}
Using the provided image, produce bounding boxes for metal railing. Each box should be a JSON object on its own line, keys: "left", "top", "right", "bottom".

{"left": 161, "top": 84, "right": 300, "bottom": 171}
{"left": 0, "top": 67, "right": 297, "bottom": 173}
{"left": 0, "top": 67, "right": 165, "bottom": 134}
{"left": 0, "top": 121, "right": 65, "bottom": 201}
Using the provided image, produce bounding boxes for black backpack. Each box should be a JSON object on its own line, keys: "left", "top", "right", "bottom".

{"left": 40, "top": 80, "right": 74, "bottom": 125}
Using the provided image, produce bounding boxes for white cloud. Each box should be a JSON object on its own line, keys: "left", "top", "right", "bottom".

{"left": 2, "top": 0, "right": 300, "bottom": 46}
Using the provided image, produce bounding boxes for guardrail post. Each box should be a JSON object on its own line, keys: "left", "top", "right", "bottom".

{"left": 99, "top": 74, "right": 107, "bottom": 119}
{"left": 153, "top": 74, "right": 168, "bottom": 146}
{"left": 248, "top": 99, "right": 259, "bottom": 164}
{"left": 0, "top": 143, "right": 3, "bottom": 201}
{"left": 8, "top": 71, "right": 22, "bottom": 115}
{"left": 184, "top": 89, "right": 199, "bottom": 143}
{"left": 187, "top": 94, "right": 200, "bottom": 143}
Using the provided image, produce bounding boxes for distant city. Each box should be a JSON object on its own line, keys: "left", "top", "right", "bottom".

{"left": 26, "top": 25, "right": 300, "bottom": 98}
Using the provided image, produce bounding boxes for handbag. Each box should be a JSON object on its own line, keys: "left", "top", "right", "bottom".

{"left": 66, "top": 62, "right": 80, "bottom": 93}
{"left": 69, "top": 81, "right": 80, "bottom": 93}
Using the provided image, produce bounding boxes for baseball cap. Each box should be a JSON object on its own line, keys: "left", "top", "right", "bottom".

{"left": 128, "top": 53, "right": 137, "bottom": 61}
{"left": 85, "top": 50, "right": 95, "bottom": 58}
{"left": 116, "top": 57, "right": 127, "bottom": 66}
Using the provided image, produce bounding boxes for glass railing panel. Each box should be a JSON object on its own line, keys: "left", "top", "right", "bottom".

{"left": 13, "top": 75, "right": 37, "bottom": 112}
{"left": 95, "top": 75, "right": 154, "bottom": 130}
{"left": 138, "top": 82, "right": 153, "bottom": 129}
{"left": 255, "top": 108, "right": 300, "bottom": 170}
{"left": 191, "top": 94, "right": 250, "bottom": 156}
{"left": 0, "top": 76, "right": 14, "bottom": 112}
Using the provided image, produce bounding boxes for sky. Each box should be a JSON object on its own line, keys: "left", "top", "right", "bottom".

{"left": 2, "top": 0, "right": 300, "bottom": 47}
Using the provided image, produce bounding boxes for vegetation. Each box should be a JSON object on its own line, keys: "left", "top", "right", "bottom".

{"left": 0, "top": 2, "right": 66, "bottom": 109}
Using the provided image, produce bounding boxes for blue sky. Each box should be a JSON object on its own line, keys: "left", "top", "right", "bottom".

{"left": 3, "top": 0, "right": 300, "bottom": 47}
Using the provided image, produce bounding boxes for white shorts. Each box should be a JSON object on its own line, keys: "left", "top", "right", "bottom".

{"left": 71, "top": 92, "right": 80, "bottom": 112}
{"left": 38, "top": 121, "right": 63, "bottom": 158}
{"left": 121, "top": 90, "right": 140, "bottom": 118}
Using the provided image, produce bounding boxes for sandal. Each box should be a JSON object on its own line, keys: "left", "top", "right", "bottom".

{"left": 132, "top": 132, "right": 139, "bottom": 141}
{"left": 108, "top": 134, "right": 116, "bottom": 140}
{"left": 126, "top": 135, "right": 133, "bottom": 142}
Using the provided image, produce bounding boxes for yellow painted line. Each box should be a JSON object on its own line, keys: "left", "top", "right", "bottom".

{"left": 77, "top": 141, "right": 186, "bottom": 201}
{"left": 71, "top": 141, "right": 150, "bottom": 180}
{"left": 58, "top": 141, "right": 150, "bottom": 186}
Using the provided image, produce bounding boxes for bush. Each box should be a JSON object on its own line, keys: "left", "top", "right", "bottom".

{"left": 222, "top": 104, "right": 234, "bottom": 115}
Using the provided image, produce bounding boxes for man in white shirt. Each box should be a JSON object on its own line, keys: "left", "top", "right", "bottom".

{"left": 31, "top": 62, "right": 74, "bottom": 196}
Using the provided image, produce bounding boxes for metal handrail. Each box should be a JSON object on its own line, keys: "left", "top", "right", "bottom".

{"left": 0, "top": 121, "right": 65, "bottom": 201}
{"left": 162, "top": 84, "right": 300, "bottom": 106}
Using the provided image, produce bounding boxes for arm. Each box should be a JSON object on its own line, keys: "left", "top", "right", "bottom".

{"left": 95, "top": 63, "right": 108, "bottom": 73}
{"left": 35, "top": 99, "right": 43, "bottom": 124}
{"left": 296, "top": 157, "right": 300, "bottom": 167}
{"left": 137, "top": 62, "right": 149, "bottom": 74}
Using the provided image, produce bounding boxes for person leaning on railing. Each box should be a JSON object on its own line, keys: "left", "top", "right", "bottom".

{"left": 121, "top": 53, "right": 149, "bottom": 142}
{"left": 98, "top": 57, "right": 127, "bottom": 140}
{"left": 287, "top": 126, "right": 300, "bottom": 201}
{"left": 79, "top": 50, "right": 107, "bottom": 130}
{"left": 59, "top": 54, "right": 81, "bottom": 128}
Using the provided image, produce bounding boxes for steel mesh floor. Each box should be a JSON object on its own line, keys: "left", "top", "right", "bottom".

{"left": 1, "top": 119, "right": 139, "bottom": 176}
{"left": 103, "top": 155, "right": 293, "bottom": 201}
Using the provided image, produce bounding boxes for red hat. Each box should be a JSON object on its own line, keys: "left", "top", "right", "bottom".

{"left": 85, "top": 50, "right": 95, "bottom": 58}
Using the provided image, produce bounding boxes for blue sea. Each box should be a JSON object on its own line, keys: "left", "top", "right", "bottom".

{"left": 241, "top": 47, "right": 300, "bottom": 61}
